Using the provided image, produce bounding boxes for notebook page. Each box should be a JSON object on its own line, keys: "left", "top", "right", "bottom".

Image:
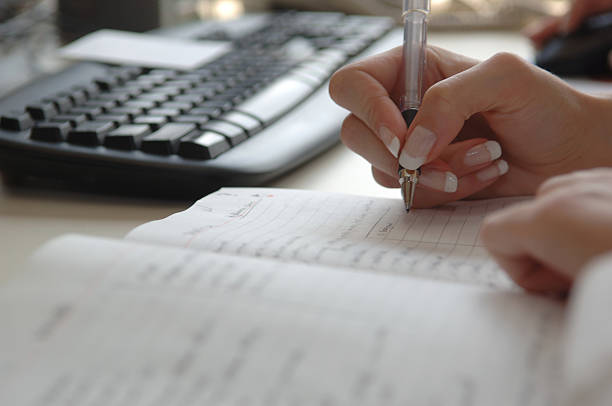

{"left": 1, "top": 235, "right": 563, "bottom": 406}
{"left": 562, "top": 253, "right": 612, "bottom": 406}
{"left": 128, "top": 188, "right": 524, "bottom": 289}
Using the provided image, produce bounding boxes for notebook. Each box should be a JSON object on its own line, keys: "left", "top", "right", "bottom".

{"left": 1, "top": 188, "right": 610, "bottom": 405}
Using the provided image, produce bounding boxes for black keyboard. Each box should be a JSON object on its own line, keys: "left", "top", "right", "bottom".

{"left": 0, "top": 11, "right": 396, "bottom": 197}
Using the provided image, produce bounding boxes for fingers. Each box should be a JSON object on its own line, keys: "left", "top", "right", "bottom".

{"left": 341, "top": 114, "right": 398, "bottom": 176}
{"left": 481, "top": 201, "right": 573, "bottom": 295}
{"left": 330, "top": 46, "right": 479, "bottom": 159}
{"left": 371, "top": 158, "right": 510, "bottom": 209}
{"left": 538, "top": 168, "right": 612, "bottom": 197}
{"left": 565, "top": 0, "right": 611, "bottom": 32}
{"left": 398, "top": 52, "right": 535, "bottom": 171}
{"left": 342, "top": 111, "right": 511, "bottom": 200}
{"left": 330, "top": 46, "right": 407, "bottom": 158}
{"left": 523, "top": 16, "right": 563, "bottom": 48}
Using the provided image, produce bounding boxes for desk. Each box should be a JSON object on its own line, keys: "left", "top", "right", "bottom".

{"left": 0, "top": 31, "right": 533, "bottom": 280}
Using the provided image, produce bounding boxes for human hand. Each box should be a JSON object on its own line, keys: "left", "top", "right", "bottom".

{"left": 481, "top": 168, "right": 612, "bottom": 295}
{"left": 329, "top": 46, "right": 612, "bottom": 208}
{"left": 525, "top": 0, "right": 612, "bottom": 48}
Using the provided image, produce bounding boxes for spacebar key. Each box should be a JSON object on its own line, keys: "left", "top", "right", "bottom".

{"left": 234, "top": 77, "right": 314, "bottom": 124}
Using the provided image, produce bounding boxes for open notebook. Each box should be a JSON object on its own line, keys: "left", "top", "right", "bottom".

{"left": 1, "top": 188, "right": 610, "bottom": 405}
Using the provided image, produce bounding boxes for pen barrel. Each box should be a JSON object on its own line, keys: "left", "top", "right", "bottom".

{"left": 400, "top": 3, "right": 429, "bottom": 112}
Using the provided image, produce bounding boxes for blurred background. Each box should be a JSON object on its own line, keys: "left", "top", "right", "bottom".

{"left": 0, "top": 0, "right": 570, "bottom": 97}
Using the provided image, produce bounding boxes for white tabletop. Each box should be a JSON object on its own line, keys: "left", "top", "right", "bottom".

{"left": 0, "top": 31, "right": 534, "bottom": 280}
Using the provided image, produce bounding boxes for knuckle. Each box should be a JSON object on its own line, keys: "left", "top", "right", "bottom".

{"left": 487, "top": 52, "right": 528, "bottom": 73}
{"left": 533, "top": 192, "right": 578, "bottom": 221}
{"left": 423, "top": 82, "right": 455, "bottom": 115}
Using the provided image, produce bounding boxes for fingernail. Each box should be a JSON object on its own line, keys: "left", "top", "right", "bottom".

{"left": 399, "top": 126, "right": 437, "bottom": 170}
{"left": 379, "top": 127, "right": 401, "bottom": 158}
{"left": 420, "top": 169, "right": 458, "bottom": 193}
{"left": 476, "top": 160, "right": 509, "bottom": 182}
{"left": 464, "top": 141, "right": 502, "bottom": 167}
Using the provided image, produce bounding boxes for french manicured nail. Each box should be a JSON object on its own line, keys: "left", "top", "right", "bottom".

{"left": 464, "top": 141, "right": 502, "bottom": 167}
{"left": 419, "top": 169, "right": 458, "bottom": 193}
{"left": 379, "top": 127, "right": 400, "bottom": 158}
{"left": 399, "top": 126, "right": 437, "bottom": 170}
{"left": 476, "top": 160, "right": 509, "bottom": 182}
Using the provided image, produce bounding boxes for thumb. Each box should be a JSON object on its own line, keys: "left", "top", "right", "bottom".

{"left": 398, "top": 52, "right": 534, "bottom": 171}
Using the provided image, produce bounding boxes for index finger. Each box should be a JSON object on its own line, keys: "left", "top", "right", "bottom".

{"left": 329, "top": 46, "right": 479, "bottom": 155}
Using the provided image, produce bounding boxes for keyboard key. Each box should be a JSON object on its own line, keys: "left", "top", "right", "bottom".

{"left": 94, "top": 76, "right": 121, "bottom": 91}
{"left": 218, "top": 111, "right": 262, "bottom": 134}
{"left": 31, "top": 122, "right": 72, "bottom": 142}
{"left": 149, "top": 86, "right": 183, "bottom": 97}
{"left": 96, "top": 114, "right": 131, "bottom": 126}
{"left": 164, "top": 80, "right": 195, "bottom": 90}
{"left": 42, "top": 96, "right": 73, "bottom": 113}
{"left": 174, "top": 94, "right": 206, "bottom": 105}
{"left": 97, "top": 92, "right": 132, "bottom": 104}
{"left": 124, "top": 100, "right": 157, "bottom": 111}
{"left": 173, "top": 115, "right": 210, "bottom": 127}
{"left": 73, "top": 83, "right": 100, "bottom": 99}
{"left": 190, "top": 87, "right": 217, "bottom": 98}
{"left": 190, "top": 107, "right": 223, "bottom": 119}
{"left": 111, "top": 87, "right": 144, "bottom": 98}
{"left": 107, "top": 107, "right": 145, "bottom": 118}
{"left": 179, "top": 132, "right": 231, "bottom": 160}
{"left": 58, "top": 90, "right": 88, "bottom": 105}
{"left": 83, "top": 100, "right": 118, "bottom": 112}
{"left": 198, "top": 100, "right": 233, "bottom": 112}
{"left": 202, "top": 120, "right": 247, "bottom": 146}
{"left": 235, "top": 77, "right": 313, "bottom": 124}
{"left": 147, "top": 108, "right": 182, "bottom": 119}
{"left": 159, "top": 102, "right": 193, "bottom": 113}
{"left": 141, "top": 123, "right": 196, "bottom": 155}
{"left": 133, "top": 116, "right": 168, "bottom": 130}
{"left": 123, "top": 81, "right": 155, "bottom": 92}
{"left": 135, "top": 75, "right": 166, "bottom": 86}
{"left": 137, "top": 93, "right": 170, "bottom": 104}
{"left": 1, "top": 112, "right": 34, "bottom": 131}
{"left": 69, "top": 107, "right": 104, "bottom": 119}
{"left": 50, "top": 114, "right": 88, "bottom": 127}
{"left": 68, "top": 122, "right": 115, "bottom": 146}
{"left": 26, "top": 103, "right": 58, "bottom": 121}
{"left": 148, "top": 69, "right": 179, "bottom": 80}
{"left": 104, "top": 125, "right": 152, "bottom": 150}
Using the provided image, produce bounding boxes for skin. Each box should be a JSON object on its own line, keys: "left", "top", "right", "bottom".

{"left": 329, "top": 46, "right": 612, "bottom": 208}
{"left": 329, "top": 45, "right": 612, "bottom": 294}
{"left": 481, "top": 169, "right": 612, "bottom": 295}
{"left": 525, "top": 0, "right": 612, "bottom": 48}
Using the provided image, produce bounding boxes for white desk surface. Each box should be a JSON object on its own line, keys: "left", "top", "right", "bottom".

{"left": 0, "top": 31, "right": 534, "bottom": 280}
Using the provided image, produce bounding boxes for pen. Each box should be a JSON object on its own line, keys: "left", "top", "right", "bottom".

{"left": 398, "top": 0, "right": 430, "bottom": 212}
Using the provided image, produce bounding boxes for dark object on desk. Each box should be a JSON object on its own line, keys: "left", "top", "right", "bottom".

{"left": 0, "top": 11, "right": 395, "bottom": 198}
{"left": 536, "top": 11, "right": 612, "bottom": 77}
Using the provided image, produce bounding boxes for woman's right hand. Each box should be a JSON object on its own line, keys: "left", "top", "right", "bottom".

{"left": 329, "top": 46, "right": 612, "bottom": 208}
{"left": 525, "top": 0, "right": 612, "bottom": 48}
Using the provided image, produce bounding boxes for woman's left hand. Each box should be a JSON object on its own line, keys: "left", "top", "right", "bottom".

{"left": 481, "top": 168, "right": 612, "bottom": 295}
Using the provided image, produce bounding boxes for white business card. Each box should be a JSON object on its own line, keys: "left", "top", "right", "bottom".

{"left": 60, "top": 29, "right": 231, "bottom": 70}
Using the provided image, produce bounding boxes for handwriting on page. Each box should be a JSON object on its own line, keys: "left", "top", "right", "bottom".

{"left": 1, "top": 236, "right": 563, "bottom": 406}
{"left": 128, "top": 189, "right": 524, "bottom": 289}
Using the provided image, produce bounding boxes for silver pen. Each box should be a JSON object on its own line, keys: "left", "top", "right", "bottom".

{"left": 399, "top": 0, "right": 430, "bottom": 212}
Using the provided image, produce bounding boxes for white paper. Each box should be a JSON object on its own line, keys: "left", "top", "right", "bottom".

{"left": 60, "top": 29, "right": 231, "bottom": 70}
{"left": 128, "top": 188, "right": 524, "bottom": 289}
{"left": 563, "top": 253, "right": 612, "bottom": 406}
{"left": 0, "top": 235, "right": 564, "bottom": 406}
